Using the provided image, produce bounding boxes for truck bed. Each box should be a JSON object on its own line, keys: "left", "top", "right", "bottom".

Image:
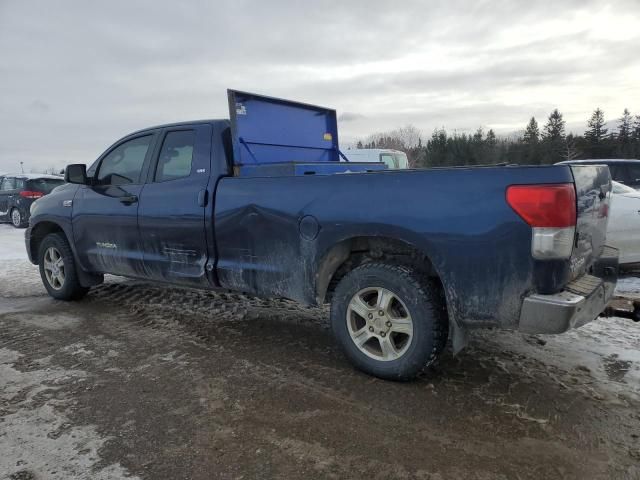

{"left": 213, "top": 163, "right": 611, "bottom": 330}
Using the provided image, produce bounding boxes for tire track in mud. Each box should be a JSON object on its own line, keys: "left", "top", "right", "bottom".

{"left": 3, "top": 275, "right": 640, "bottom": 479}
{"left": 71, "top": 281, "right": 632, "bottom": 478}
{"left": 88, "top": 281, "right": 329, "bottom": 339}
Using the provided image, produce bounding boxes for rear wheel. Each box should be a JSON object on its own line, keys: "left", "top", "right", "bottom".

{"left": 38, "top": 233, "right": 89, "bottom": 300}
{"left": 11, "top": 208, "right": 27, "bottom": 228}
{"left": 330, "top": 262, "right": 448, "bottom": 380}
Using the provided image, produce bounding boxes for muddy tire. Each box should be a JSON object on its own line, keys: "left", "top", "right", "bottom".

{"left": 38, "top": 233, "right": 89, "bottom": 301}
{"left": 330, "top": 262, "right": 448, "bottom": 381}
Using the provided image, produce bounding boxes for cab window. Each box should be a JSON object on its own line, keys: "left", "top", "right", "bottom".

{"left": 154, "top": 130, "right": 195, "bottom": 182}
{"left": 379, "top": 153, "right": 397, "bottom": 169}
{"left": 96, "top": 135, "right": 152, "bottom": 185}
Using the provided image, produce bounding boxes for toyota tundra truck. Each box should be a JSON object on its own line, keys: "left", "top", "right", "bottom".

{"left": 25, "top": 90, "right": 618, "bottom": 380}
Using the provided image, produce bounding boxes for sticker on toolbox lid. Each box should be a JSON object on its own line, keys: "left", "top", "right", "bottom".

{"left": 236, "top": 103, "right": 247, "bottom": 115}
{"left": 323, "top": 133, "right": 333, "bottom": 141}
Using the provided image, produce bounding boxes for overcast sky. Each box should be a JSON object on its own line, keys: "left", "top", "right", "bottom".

{"left": 1, "top": 0, "right": 639, "bottom": 173}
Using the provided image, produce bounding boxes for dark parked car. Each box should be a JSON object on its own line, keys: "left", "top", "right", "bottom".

{"left": 557, "top": 159, "right": 640, "bottom": 189}
{"left": 0, "top": 174, "right": 65, "bottom": 228}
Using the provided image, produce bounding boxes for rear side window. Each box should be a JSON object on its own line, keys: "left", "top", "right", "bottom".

{"left": 607, "top": 165, "right": 628, "bottom": 184}
{"left": 27, "top": 178, "right": 64, "bottom": 193}
{"left": 97, "top": 135, "right": 152, "bottom": 185}
{"left": 155, "top": 130, "right": 195, "bottom": 182}
{"left": 627, "top": 164, "right": 640, "bottom": 186}
{"left": 1, "top": 177, "right": 16, "bottom": 190}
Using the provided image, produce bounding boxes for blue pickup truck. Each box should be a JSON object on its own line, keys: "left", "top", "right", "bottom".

{"left": 25, "top": 90, "right": 618, "bottom": 380}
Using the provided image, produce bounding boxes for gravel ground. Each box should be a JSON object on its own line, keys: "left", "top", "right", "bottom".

{"left": 1, "top": 224, "right": 639, "bottom": 480}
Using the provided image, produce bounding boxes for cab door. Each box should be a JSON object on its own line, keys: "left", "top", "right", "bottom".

{"left": 137, "top": 124, "right": 212, "bottom": 286}
{"left": 72, "top": 133, "right": 157, "bottom": 276}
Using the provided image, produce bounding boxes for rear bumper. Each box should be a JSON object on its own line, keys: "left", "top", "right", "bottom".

{"left": 518, "top": 246, "right": 618, "bottom": 334}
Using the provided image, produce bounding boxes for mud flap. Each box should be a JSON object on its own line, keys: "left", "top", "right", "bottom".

{"left": 77, "top": 268, "right": 104, "bottom": 287}
{"left": 450, "top": 322, "right": 468, "bottom": 355}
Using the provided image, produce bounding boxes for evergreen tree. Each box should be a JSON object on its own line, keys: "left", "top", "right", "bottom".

{"left": 565, "top": 134, "right": 580, "bottom": 161}
{"left": 585, "top": 108, "right": 608, "bottom": 144}
{"left": 541, "top": 109, "right": 566, "bottom": 164}
{"left": 522, "top": 117, "right": 541, "bottom": 164}
{"left": 617, "top": 109, "right": 632, "bottom": 142}
{"left": 632, "top": 115, "right": 640, "bottom": 159}
{"left": 523, "top": 117, "right": 539, "bottom": 144}
{"left": 542, "top": 109, "right": 566, "bottom": 141}
{"left": 615, "top": 109, "right": 634, "bottom": 158}
{"left": 485, "top": 129, "right": 497, "bottom": 147}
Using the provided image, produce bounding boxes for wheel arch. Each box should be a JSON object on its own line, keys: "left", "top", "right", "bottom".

{"left": 315, "top": 235, "right": 444, "bottom": 305}
{"left": 28, "top": 221, "right": 69, "bottom": 265}
{"left": 29, "top": 220, "right": 104, "bottom": 287}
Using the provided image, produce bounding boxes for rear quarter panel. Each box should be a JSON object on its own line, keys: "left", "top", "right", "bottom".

{"left": 214, "top": 165, "right": 575, "bottom": 329}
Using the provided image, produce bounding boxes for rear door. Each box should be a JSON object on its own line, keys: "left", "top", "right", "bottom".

{"left": 137, "top": 124, "right": 212, "bottom": 286}
{"left": 0, "top": 177, "right": 16, "bottom": 220}
{"left": 72, "top": 133, "right": 157, "bottom": 276}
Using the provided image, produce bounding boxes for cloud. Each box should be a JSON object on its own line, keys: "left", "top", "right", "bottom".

{"left": 338, "top": 112, "right": 365, "bottom": 122}
{"left": 0, "top": 0, "right": 639, "bottom": 171}
{"left": 28, "top": 99, "right": 50, "bottom": 113}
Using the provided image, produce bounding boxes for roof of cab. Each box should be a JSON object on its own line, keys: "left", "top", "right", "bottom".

{"left": 127, "top": 119, "right": 228, "bottom": 136}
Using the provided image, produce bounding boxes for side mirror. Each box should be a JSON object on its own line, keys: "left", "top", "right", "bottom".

{"left": 64, "top": 164, "right": 88, "bottom": 184}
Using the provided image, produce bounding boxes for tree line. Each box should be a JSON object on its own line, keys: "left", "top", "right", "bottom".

{"left": 355, "top": 108, "right": 640, "bottom": 168}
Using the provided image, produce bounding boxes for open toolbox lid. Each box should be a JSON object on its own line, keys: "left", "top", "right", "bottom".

{"left": 227, "top": 89, "right": 340, "bottom": 165}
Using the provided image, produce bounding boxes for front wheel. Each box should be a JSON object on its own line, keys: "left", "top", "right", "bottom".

{"left": 38, "top": 233, "right": 89, "bottom": 300}
{"left": 330, "top": 262, "right": 448, "bottom": 380}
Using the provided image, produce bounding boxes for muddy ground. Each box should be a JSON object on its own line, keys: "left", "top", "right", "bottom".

{"left": 1, "top": 226, "right": 639, "bottom": 479}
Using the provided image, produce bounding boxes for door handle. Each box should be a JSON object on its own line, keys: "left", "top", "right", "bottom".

{"left": 197, "top": 189, "right": 208, "bottom": 207}
{"left": 119, "top": 195, "right": 138, "bottom": 205}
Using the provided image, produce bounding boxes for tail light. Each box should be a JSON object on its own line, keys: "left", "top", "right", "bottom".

{"left": 506, "top": 184, "right": 576, "bottom": 260}
{"left": 20, "top": 191, "right": 44, "bottom": 199}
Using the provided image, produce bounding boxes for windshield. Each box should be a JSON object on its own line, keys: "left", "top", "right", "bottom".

{"left": 612, "top": 181, "right": 636, "bottom": 195}
{"left": 27, "top": 178, "right": 64, "bottom": 194}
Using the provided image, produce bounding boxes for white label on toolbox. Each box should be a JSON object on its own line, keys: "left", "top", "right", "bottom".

{"left": 236, "top": 103, "right": 247, "bottom": 115}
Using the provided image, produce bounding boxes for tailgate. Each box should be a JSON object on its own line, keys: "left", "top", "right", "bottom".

{"left": 569, "top": 165, "right": 612, "bottom": 279}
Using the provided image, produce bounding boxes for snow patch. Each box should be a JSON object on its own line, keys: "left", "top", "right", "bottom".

{"left": 0, "top": 347, "right": 139, "bottom": 480}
